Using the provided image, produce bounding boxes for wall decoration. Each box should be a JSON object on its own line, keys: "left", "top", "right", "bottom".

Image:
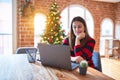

{"left": 19, "top": 0, "right": 34, "bottom": 17}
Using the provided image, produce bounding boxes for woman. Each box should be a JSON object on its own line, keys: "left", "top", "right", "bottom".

{"left": 63, "top": 16, "right": 95, "bottom": 68}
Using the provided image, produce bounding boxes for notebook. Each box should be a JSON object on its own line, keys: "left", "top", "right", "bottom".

{"left": 37, "top": 43, "right": 79, "bottom": 70}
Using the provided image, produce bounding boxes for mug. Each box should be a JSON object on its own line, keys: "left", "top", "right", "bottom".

{"left": 79, "top": 66, "right": 87, "bottom": 75}
{"left": 26, "top": 49, "right": 36, "bottom": 63}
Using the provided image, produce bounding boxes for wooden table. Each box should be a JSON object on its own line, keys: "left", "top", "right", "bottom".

{"left": 0, "top": 54, "right": 114, "bottom": 80}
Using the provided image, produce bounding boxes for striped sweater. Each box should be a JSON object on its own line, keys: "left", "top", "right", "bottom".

{"left": 63, "top": 37, "right": 95, "bottom": 68}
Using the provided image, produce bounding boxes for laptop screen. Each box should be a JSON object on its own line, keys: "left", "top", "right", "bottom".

{"left": 38, "top": 43, "right": 79, "bottom": 70}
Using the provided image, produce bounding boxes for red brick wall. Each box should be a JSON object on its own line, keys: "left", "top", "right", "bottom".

{"left": 17, "top": 0, "right": 35, "bottom": 47}
{"left": 17, "top": 0, "right": 119, "bottom": 52}
{"left": 115, "top": 2, "right": 120, "bottom": 37}
{"left": 115, "top": 2, "right": 120, "bottom": 21}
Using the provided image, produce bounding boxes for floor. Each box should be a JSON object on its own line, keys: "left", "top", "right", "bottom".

{"left": 101, "top": 57, "right": 120, "bottom": 80}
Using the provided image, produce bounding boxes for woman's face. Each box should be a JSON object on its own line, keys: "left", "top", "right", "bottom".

{"left": 72, "top": 21, "right": 85, "bottom": 36}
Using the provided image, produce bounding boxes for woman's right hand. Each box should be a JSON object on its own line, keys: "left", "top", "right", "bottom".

{"left": 75, "top": 32, "right": 85, "bottom": 45}
{"left": 76, "top": 32, "right": 85, "bottom": 40}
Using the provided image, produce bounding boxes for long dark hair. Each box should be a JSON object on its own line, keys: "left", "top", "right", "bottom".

{"left": 69, "top": 16, "right": 90, "bottom": 50}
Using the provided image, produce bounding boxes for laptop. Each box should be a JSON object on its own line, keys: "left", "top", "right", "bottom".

{"left": 37, "top": 43, "right": 79, "bottom": 70}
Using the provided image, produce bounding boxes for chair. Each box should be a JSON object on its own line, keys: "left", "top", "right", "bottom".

{"left": 92, "top": 51, "right": 102, "bottom": 72}
{"left": 16, "top": 47, "right": 38, "bottom": 54}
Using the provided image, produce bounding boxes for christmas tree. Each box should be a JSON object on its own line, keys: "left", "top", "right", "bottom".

{"left": 41, "top": 0, "right": 65, "bottom": 44}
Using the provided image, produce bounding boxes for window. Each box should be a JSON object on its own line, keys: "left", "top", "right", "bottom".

{"left": 101, "top": 19, "right": 113, "bottom": 36}
{"left": 0, "top": 0, "right": 12, "bottom": 54}
{"left": 34, "top": 13, "right": 46, "bottom": 47}
{"left": 115, "top": 24, "right": 120, "bottom": 39}
{"left": 100, "top": 18, "right": 114, "bottom": 56}
{"left": 60, "top": 4, "right": 94, "bottom": 37}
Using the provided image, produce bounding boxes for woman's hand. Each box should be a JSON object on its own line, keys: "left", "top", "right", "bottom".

{"left": 76, "top": 32, "right": 85, "bottom": 40}
{"left": 75, "top": 32, "right": 85, "bottom": 45}
{"left": 71, "top": 56, "right": 84, "bottom": 63}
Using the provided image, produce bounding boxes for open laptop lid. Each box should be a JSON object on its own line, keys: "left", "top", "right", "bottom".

{"left": 38, "top": 43, "right": 77, "bottom": 70}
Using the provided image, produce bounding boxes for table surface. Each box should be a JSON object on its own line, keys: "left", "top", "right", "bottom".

{"left": 0, "top": 54, "right": 114, "bottom": 80}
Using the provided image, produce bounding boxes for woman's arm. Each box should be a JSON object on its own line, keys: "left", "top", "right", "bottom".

{"left": 74, "top": 38, "right": 95, "bottom": 61}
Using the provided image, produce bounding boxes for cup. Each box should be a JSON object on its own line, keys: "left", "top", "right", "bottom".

{"left": 26, "top": 49, "right": 36, "bottom": 63}
{"left": 79, "top": 60, "right": 88, "bottom": 75}
{"left": 79, "top": 66, "right": 87, "bottom": 75}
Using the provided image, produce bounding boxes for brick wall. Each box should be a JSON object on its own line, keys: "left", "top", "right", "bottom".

{"left": 115, "top": 2, "right": 120, "bottom": 21}
{"left": 17, "top": 0, "right": 119, "bottom": 52}
{"left": 17, "top": 0, "right": 35, "bottom": 47}
{"left": 115, "top": 2, "right": 120, "bottom": 39}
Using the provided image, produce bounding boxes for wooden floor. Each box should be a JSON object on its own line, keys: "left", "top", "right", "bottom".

{"left": 101, "top": 57, "right": 120, "bottom": 80}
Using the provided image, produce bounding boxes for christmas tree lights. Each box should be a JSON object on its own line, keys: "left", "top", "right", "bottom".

{"left": 41, "top": 0, "right": 66, "bottom": 44}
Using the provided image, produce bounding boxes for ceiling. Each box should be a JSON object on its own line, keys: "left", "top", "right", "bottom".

{"left": 93, "top": 0, "right": 120, "bottom": 3}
